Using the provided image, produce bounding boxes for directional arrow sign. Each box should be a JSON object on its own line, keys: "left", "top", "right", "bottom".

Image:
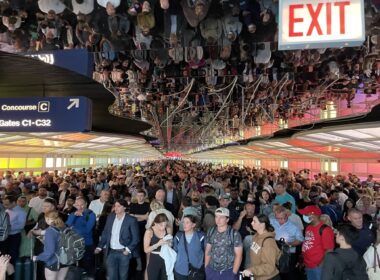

{"left": 67, "top": 98, "right": 80, "bottom": 110}
{"left": 0, "top": 96, "right": 92, "bottom": 132}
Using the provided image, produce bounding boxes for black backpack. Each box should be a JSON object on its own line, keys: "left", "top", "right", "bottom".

{"left": 0, "top": 205, "right": 10, "bottom": 242}
{"left": 263, "top": 237, "right": 291, "bottom": 274}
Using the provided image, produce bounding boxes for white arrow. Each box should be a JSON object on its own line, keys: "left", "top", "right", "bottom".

{"left": 67, "top": 98, "right": 80, "bottom": 110}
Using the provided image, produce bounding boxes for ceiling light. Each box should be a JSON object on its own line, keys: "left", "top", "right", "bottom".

{"left": 305, "top": 133, "right": 349, "bottom": 142}
{"left": 270, "top": 142, "right": 292, "bottom": 147}
{"left": 357, "top": 127, "right": 380, "bottom": 138}
{"left": 89, "top": 136, "right": 122, "bottom": 143}
{"left": 333, "top": 130, "right": 374, "bottom": 139}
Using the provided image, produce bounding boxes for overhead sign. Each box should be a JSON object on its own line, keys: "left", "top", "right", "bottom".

{"left": 278, "top": 0, "right": 365, "bottom": 50}
{"left": 24, "top": 49, "right": 94, "bottom": 78}
{"left": 0, "top": 97, "right": 92, "bottom": 132}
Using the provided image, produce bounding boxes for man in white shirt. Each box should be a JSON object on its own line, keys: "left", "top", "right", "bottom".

{"left": 89, "top": 190, "right": 110, "bottom": 219}
{"left": 95, "top": 199, "right": 139, "bottom": 280}
{"left": 28, "top": 186, "right": 49, "bottom": 214}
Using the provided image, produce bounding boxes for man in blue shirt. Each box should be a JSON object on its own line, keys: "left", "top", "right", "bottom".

{"left": 3, "top": 195, "right": 26, "bottom": 264}
{"left": 270, "top": 206, "right": 304, "bottom": 280}
{"left": 67, "top": 197, "right": 96, "bottom": 277}
{"left": 273, "top": 184, "right": 296, "bottom": 213}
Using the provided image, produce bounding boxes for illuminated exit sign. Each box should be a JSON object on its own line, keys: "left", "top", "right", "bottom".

{"left": 278, "top": 0, "right": 365, "bottom": 50}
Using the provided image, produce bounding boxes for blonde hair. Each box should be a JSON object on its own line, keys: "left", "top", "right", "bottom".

{"left": 320, "top": 214, "right": 333, "bottom": 228}
{"left": 150, "top": 199, "right": 164, "bottom": 211}
{"left": 45, "top": 211, "right": 65, "bottom": 229}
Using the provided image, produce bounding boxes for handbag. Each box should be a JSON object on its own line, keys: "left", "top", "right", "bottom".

{"left": 24, "top": 208, "right": 36, "bottom": 232}
{"left": 183, "top": 233, "right": 205, "bottom": 280}
{"left": 368, "top": 244, "right": 380, "bottom": 280}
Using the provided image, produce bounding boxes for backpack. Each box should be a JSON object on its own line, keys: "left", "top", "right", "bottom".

{"left": 208, "top": 225, "right": 235, "bottom": 245}
{"left": 0, "top": 206, "right": 10, "bottom": 242}
{"left": 263, "top": 237, "right": 291, "bottom": 274}
{"left": 57, "top": 227, "right": 86, "bottom": 265}
{"left": 176, "top": 231, "right": 205, "bottom": 248}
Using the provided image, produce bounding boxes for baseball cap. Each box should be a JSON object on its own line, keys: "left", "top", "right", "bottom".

{"left": 220, "top": 194, "right": 231, "bottom": 200}
{"left": 201, "top": 183, "right": 214, "bottom": 189}
{"left": 298, "top": 205, "right": 322, "bottom": 216}
{"left": 215, "top": 207, "right": 230, "bottom": 217}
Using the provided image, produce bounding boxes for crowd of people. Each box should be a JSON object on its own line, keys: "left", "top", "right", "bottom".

{"left": 1, "top": 1, "right": 380, "bottom": 147}
{"left": 0, "top": 160, "right": 379, "bottom": 280}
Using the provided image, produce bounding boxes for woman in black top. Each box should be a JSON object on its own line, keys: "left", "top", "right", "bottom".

{"left": 144, "top": 213, "right": 171, "bottom": 280}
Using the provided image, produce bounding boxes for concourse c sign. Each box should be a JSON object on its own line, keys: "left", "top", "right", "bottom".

{"left": 0, "top": 97, "right": 92, "bottom": 132}
{"left": 278, "top": 0, "right": 365, "bottom": 50}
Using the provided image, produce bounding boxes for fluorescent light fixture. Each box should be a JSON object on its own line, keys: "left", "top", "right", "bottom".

{"left": 71, "top": 143, "right": 97, "bottom": 148}
{"left": 89, "top": 136, "right": 122, "bottom": 143}
{"left": 254, "top": 143, "right": 272, "bottom": 148}
{"left": 357, "top": 127, "right": 380, "bottom": 138}
{"left": 288, "top": 148, "right": 311, "bottom": 153}
{"left": 270, "top": 142, "right": 292, "bottom": 147}
{"left": 334, "top": 130, "right": 374, "bottom": 139}
{"left": 305, "top": 133, "right": 349, "bottom": 142}
{"left": 297, "top": 136, "right": 328, "bottom": 144}
{"left": 0, "top": 136, "right": 27, "bottom": 142}
{"left": 346, "top": 141, "right": 380, "bottom": 150}
{"left": 90, "top": 144, "right": 111, "bottom": 149}
{"left": 29, "top": 133, "right": 57, "bottom": 136}
{"left": 336, "top": 144, "right": 367, "bottom": 150}
{"left": 113, "top": 139, "right": 142, "bottom": 145}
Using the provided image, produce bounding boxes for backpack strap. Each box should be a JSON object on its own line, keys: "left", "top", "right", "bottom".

{"left": 262, "top": 236, "right": 275, "bottom": 247}
{"left": 373, "top": 244, "right": 380, "bottom": 272}
{"left": 208, "top": 226, "right": 234, "bottom": 245}
{"left": 175, "top": 231, "right": 184, "bottom": 242}
{"left": 228, "top": 226, "right": 235, "bottom": 245}
{"left": 319, "top": 224, "right": 329, "bottom": 236}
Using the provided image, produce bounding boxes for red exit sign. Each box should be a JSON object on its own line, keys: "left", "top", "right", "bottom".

{"left": 279, "top": 0, "right": 365, "bottom": 50}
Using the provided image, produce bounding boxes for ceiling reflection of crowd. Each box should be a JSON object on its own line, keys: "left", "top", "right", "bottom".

{"left": 0, "top": 0, "right": 379, "bottom": 151}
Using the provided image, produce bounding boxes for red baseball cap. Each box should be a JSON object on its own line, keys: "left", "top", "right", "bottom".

{"left": 298, "top": 205, "right": 322, "bottom": 216}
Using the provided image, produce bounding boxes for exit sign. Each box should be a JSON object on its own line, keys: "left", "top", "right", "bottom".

{"left": 278, "top": 0, "right": 365, "bottom": 50}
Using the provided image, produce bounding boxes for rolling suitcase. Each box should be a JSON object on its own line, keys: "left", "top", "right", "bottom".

{"left": 15, "top": 238, "right": 36, "bottom": 280}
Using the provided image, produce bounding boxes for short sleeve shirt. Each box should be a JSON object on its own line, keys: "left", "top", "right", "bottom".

{"left": 207, "top": 226, "right": 243, "bottom": 271}
{"left": 302, "top": 222, "right": 335, "bottom": 268}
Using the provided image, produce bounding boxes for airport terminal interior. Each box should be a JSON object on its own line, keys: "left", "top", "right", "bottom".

{"left": 0, "top": 0, "right": 380, "bottom": 280}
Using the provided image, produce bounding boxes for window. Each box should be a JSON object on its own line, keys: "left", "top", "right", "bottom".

{"left": 280, "top": 160, "right": 288, "bottom": 169}
{"left": 9, "top": 158, "right": 26, "bottom": 168}
{"left": 0, "top": 158, "right": 8, "bottom": 169}
{"left": 255, "top": 126, "right": 261, "bottom": 136}
{"left": 321, "top": 159, "right": 338, "bottom": 174}
{"left": 56, "top": 158, "right": 62, "bottom": 168}
{"left": 320, "top": 101, "right": 337, "bottom": 120}
{"left": 279, "top": 119, "right": 288, "bottom": 129}
{"left": 255, "top": 159, "right": 261, "bottom": 168}
{"left": 46, "top": 158, "right": 54, "bottom": 168}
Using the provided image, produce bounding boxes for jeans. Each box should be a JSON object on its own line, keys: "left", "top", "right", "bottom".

{"left": 107, "top": 250, "right": 131, "bottom": 280}
{"left": 205, "top": 267, "right": 238, "bottom": 280}
{"left": 305, "top": 266, "right": 321, "bottom": 280}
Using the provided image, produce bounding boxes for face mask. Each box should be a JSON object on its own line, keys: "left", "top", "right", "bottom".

{"left": 303, "top": 215, "right": 312, "bottom": 224}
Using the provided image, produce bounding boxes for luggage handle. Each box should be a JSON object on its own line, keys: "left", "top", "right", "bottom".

{"left": 239, "top": 271, "right": 254, "bottom": 280}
